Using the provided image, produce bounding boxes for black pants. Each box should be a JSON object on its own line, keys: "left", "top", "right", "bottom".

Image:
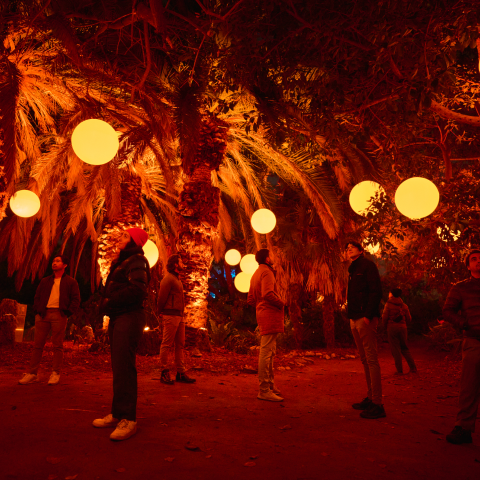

{"left": 109, "top": 310, "right": 146, "bottom": 421}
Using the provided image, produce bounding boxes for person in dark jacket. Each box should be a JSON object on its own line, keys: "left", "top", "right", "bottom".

{"left": 247, "top": 248, "right": 285, "bottom": 402}
{"left": 19, "top": 255, "right": 80, "bottom": 386}
{"left": 92, "top": 228, "right": 151, "bottom": 441}
{"left": 443, "top": 248, "right": 480, "bottom": 445}
{"left": 346, "top": 241, "right": 385, "bottom": 419}
{"left": 381, "top": 287, "right": 417, "bottom": 375}
{"left": 157, "top": 254, "right": 195, "bottom": 385}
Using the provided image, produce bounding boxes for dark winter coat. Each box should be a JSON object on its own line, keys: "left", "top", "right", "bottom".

{"left": 101, "top": 246, "right": 151, "bottom": 318}
{"left": 381, "top": 297, "right": 412, "bottom": 327}
{"left": 157, "top": 271, "right": 184, "bottom": 316}
{"left": 347, "top": 254, "right": 382, "bottom": 321}
{"left": 443, "top": 277, "right": 480, "bottom": 339}
{"left": 247, "top": 264, "right": 285, "bottom": 336}
{"left": 34, "top": 273, "right": 81, "bottom": 318}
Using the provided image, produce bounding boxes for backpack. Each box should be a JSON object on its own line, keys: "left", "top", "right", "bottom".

{"left": 391, "top": 308, "right": 405, "bottom": 323}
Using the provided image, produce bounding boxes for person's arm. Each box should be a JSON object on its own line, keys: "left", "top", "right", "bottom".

{"left": 33, "top": 280, "right": 44, "bottom": 314}
{"left": 108, "top": 258, "right": 150, "bottom": 307}
{"left": 247, "top": 285, "right": 256, "bottom": 307}
{"left": 364, "top": 262, "right": 382, "bottom": 320}
{"left": 261, "top": 271, "right": 284, "bottom": 309}
{"left": 442, "top": 285, "right": 464, "bottom": 327}
{"left": 157, "top": 275, "right": 173, "bottom": 311}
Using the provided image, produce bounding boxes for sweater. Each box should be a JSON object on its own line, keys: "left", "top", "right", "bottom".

{"left": 247, "top": 264, "right": 285, "bottom": 336}
{"left": 34, "top": 273, "right": 81, "bottom": 318}
{"left": 157, "top": 271, "right": 185, "bottom": 316}
{"left": 381, "top": 297, "right": 411, "bottom": 327}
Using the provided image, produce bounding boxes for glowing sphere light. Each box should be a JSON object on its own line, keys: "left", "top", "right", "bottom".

{"left": 225, "top": 249, "right": 241, "bottom": 266}
{"left": 143, "top": 240, "right": 159, "bottom": 267}
{"left": 395, "top": 177, "right": 439, "bottom": 219}
{"left": 349, "top": 181, "right": 385, "bottom": 216}
{"left": 9, "top": 190, "right": 41, "bottom": 218}
{"left": 234, "top": 272, "right": 253, "bottom": 293}
{"left": 71, "top": 119, "right": 119, "bottom": 165}
{"left": 251, "top": 209, "right": 276, "bottom": 234}
{"left": 240, "top": 254, "right": 259, "bottom": 274}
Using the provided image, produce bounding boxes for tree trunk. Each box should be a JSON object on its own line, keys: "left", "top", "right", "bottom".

{"left": 287, "top": 283, "right": 304, "bottom": 349}
{"left": 323, "top": 294, "right": 336, "bottom": 349}
{"left": 0, "top": 165, "right": 8, "bottom": 222}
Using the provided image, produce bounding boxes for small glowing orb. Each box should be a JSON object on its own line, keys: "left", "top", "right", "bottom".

{"left": 437, "top": 225, "right": 460, "bottom": 242}
{"left": 251, "top": 209, "right": 276, "bottom": 234}
{"left": 143, "top": 240, "right": 159, "bottom": 267}
{"left": 225, "top": 249, "right": 241, "bottom": 266}
{"left": 240, "top": 254, "right": 259, "bottom": 274}
{"left": 71, "top": 119, "right": 119, "bottom": 165}
{"left": 9, "top": 190, "right": 41, "bottom": 217}
{"left": 395, "top": 177, "right": 439, "bottom": 219}
{"left": 144, "top": 326, "right": 150, "bottom": 331}
{"left": 349, "top": 181, "right": 385, "bottom": 216}
{"left": 234, "top": 272, "right": 253, "bottom": 293}
{"left": 364, "top": 242, "right": 380, "bottom": 254}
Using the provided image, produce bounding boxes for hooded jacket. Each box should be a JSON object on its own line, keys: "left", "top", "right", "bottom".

{"left": 381, "top": 296, "right": 412, "bottom": 327}
{"left": 247, "top": 264, "right": 285, "bottom": 336}
{"left": 347, "top": 254, "right": 382, "bottom": 321}
{"left": 34, "top": 273, "right": 81, "bottom": 318}
{"left": 102, "top": 246, "right": 151, "bottom": 318}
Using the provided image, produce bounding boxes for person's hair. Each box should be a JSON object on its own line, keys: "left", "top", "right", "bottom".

{"left": 465, "top": 249, "right": 480, "bottom": 267}
{"left": 345, "top": 241, "right": 363, "bottom": 252}
{"left": 391, "top": 287, "right": 402, "bottom": 298}
{"left": 53, "top": 254, "right": 69, "bottom": 266}
{"left": 166, "top": 254, "right": 180, "bottom": 273}
{"left": 123, "top": 238, "right": 138, "bottom": 251}
{"left": 255, "top": 248, "right": 270, "bottom": 265}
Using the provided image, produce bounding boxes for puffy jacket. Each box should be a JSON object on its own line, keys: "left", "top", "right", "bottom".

{"left": 102, "top": 246, "right": 151, "bottom": 318}
{"left": 34, "top": 273, "right": 81, "bottom": 318}
{"left": 347, "top": 254, "right": 382, "bottom": 321}
{"left": 157, "top": 272, "right": 184, "bottom": 316}
{"left": 443, "top": 276, "right": 480, "bottom": 339}
{"left": 247, "top": 264, "right": 285, "bottom": 336}
{"left": 381, "top": 296, "right": 411, "bottom": 327}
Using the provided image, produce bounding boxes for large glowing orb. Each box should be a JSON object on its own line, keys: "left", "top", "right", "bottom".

{"left": 9, "top": 190, "right": 41, "bottom": 218}
{"left": 395, "top": 177, "right": 439, "bottom": 219}
{"left": 143, "top": 240, "right": 159, "bottom": 267}
{"left": 71, "top": 119, "right": 119, "bottom": 165}
{"left": 234, "top": 272, "right": 253, "bottom": 293}
{"left": 225, "top": 249, "right": 241, "bottom": 266}
{"left": 349, "top": 181, "right": 385, "bottom": 216}
{"left": 251, "top": 209, "right": 276, "bottom": 234}
{"left": 240, "top": 254, "right": 259, "bottom": 274}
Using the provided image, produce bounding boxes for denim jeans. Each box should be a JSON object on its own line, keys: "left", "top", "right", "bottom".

{"left": 159, "top": 315, "right": 185, "bottom": 373}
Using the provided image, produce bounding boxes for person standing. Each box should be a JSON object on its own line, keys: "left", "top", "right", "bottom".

{"left": 346, "top": 241, "right": 385, "bottom": 419}
{"left": 247, "top": 248, "right": 285, "bottom": 402}
{"left": 382, "top": 287, "right": 417, "bottom": 375}
{"left": 18, "top": 255, "right": 80, "bottom": 386}
{"left": 158, "top": 254, "right": 195, "bottom": 385}
{"left": 93, "top": 228, "right": 151, "bottom": 441}
{"left": 443, "top": 248, "right": 480, "bottom": 445}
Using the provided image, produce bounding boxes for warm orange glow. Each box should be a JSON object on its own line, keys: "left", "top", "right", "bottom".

{"left": 71, "top": 119, "right": 119, "bottom": 165}
{"left": 251, "top": 209, "right": 276, "bottom": 234}
{"left": 144, "top": 326, "right": 150, "bottom": 331}
{"left": 240, "top": 254, "right": 259, "bottom": 274}
{"left": 349, "top": 181, "right": 385, "bottom": 216}
{"left": 395, "top": 177, "right": 439, "bottom": 219}
{"left": 364, "top": 242, "right": 380, "bottom": 254}
{"left": 225, "top": 249, "right": 241, "bottom": 265}
{"left": 143, "top": 240, "right": 159, "bottom": 267}
{"left": 9, "top": 190, "right": 41, "bottom": 218}
{"left": 437, "top": 225, "right": 460, "bottom": 242}
{"left": 234, "top": 271, "right": 253, "bottom": 292}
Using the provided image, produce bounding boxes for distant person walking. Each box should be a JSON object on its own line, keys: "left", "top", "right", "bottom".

{"left": 248, "top": 248, "right": 285, "bottom": 402}
{"left": 346, "top": 241, "right": 385, "bottom": 419}
{"left": 382, "top": 288, "right": 417, "bottom": 375}
{"left": 93, "top": 228, "right": 150, "bottom": 442}
{"left": 443, "top": 248, "right": 480, "bottom": 445}
{"left": 157, "top": 254, "right": 196, "bottom": 385}
{"left": 19, "top": 255, "right": 80, "bottom": 386}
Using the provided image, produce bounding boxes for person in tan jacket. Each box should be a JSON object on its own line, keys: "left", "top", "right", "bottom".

{"left": 247, "top": 248, "right": 285, "bottom": 402}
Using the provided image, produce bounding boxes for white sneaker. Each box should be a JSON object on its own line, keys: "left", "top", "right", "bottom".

{"left": 93, "top": 414, "right": 120, "bottom": 428}
{"left": 48, "top": 372, "right": 60, "bottom": 385}
{"left": 110, "top": 419, "right": 137, "bottom": 441}
{"left": 18, "top": 373, "right": 39, "bottom": 385}
{"left": 257, "top": 391, "right": 284, "bottom": 402}
{"left": 270, "top": 384, "right": 281, "bottom": 395}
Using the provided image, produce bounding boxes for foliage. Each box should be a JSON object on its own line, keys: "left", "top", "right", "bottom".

{"left": 208, "top": 318, "right": 237, "bottom": 347}
{"left": 424, "top": 321, "right": 463, "bottom": 352}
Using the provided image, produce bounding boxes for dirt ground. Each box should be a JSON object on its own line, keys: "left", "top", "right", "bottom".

{"left": 1, "top": 338, "right": 479, "bottom": 480}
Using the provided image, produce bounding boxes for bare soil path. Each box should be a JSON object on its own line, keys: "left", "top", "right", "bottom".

{"left": 1, "top": 339, "right": 479, "bottom": 480}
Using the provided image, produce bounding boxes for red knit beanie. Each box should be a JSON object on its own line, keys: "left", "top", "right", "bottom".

{"left": 127, "top": 228, "right": 148, "bottom": 247}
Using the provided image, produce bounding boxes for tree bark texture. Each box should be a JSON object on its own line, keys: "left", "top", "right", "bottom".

{"left": 287, "top": 283, "right": 304, "bottom": 349}
{"left": 178, "top": 115, "right": 228, "bottom": 329}
{"left": 0, "top": 166, "right": 8, "bottom": 222}
{"left": 323, "top": 294, "right": 336, "bottom": 349}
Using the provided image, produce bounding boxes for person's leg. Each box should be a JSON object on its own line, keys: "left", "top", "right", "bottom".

{"left": 110, "top": 311, "right": 146, "bottom": 421}
{"left": 399, "top": 326, "right": 417, "bottom": 372}
{"left": 50, "top": 310, "right": 68, "bottom": 373}
{"left": 267, "top": 334, "right": 278, "bottom": 390}
{"left": 174, "top": 317, "right": 186, "bottom": 373}
{"left": 356, "top": 317, "right": 382, "bottom": 405}
{"left": 455, "top": 338, "right": 480, "bottom": 432}
{"left": 159, "top": 315, "right": 180, "bottom": 370}
{"left": 350, "top": 319, "right": 372, "bottom": 400}
{"left": 258, "top": 334, "right": 277, "bottom": 393}
{"left": 387, "top": 325, "right": 404, "bottom": 373}
{"left": 29, "top": 314, "right": 52, "bottom": 374}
